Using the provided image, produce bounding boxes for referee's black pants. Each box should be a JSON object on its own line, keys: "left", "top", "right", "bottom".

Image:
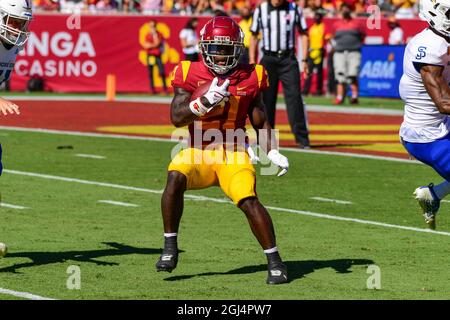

{"left": 260, "top": 53, "right": 310, "bottom": 147}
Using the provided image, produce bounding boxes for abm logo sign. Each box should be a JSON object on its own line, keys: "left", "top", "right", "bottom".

{"left": 358, "top": 46, "right": 405, "bottom": 98}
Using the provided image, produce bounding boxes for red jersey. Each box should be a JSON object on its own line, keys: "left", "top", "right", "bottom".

{"left": 145, "top": 31, "right": 163, "bottom": 56}
{"left": 171, "top": 61, "right": 269, "bottom": 147}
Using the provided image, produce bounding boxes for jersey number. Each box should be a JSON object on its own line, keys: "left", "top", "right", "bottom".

{"left": 222, "top": 96, "right": 241, "bottom": 129}
{"left": 202, "top": 96, "right": 241, "bottom": 130}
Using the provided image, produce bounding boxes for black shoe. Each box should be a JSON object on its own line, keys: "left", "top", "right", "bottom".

{"left": 156, "top": 251, "right": 178, "bottom": 272}
{"left": 350, "top": 97, "right": 359, "bottom": 105}
{"left": 266, "top": 262, "right": 288, "bottom": 285}
{"left": 297, "top": 141, "right": 311, "bottom": 149}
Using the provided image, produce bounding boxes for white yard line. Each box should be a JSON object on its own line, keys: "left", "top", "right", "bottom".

{"left": 4, "top": 169, "right": 450, "bottom": 237}
{"left": 264, "top": 206, "right": 450, "bottom": 236}
{"left": 281, "top": 146, "right": 421, "bottom": 164}
{"left": 0, "top": 288, "right": 56, "bottom": 300}
{"left": 98, "top": 200, "right": 139, "bottom": 207}
{"left": 0, "top": 203, "right": 29, "bottom": 209}
{"left": 0, "top": 125, "right": 421, "bottom": 164}
{"left": 75, "top": 154, "right": 106, "bottom": 159}
{"left": 4, "top": 169, "right": 163, "bottom": 194}
{"left": 311, "top": 197, "right": 353, "bottom": 205}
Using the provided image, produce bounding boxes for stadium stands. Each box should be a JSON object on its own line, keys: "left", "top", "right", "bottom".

{"left": 32, "top": 0, "right": 419, "bottom": 17}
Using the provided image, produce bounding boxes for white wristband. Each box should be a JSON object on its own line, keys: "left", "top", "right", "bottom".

{"left": 189, "top": 97, "right": 208, "bottom": 117}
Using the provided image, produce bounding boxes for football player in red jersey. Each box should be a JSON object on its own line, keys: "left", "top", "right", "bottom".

{"left": 156, "top": 16, "right": 290, "bottom": 284}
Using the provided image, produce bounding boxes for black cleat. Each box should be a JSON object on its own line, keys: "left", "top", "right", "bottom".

{"left": 350, "top": 97, "right": 359, "bottom": 105}
{"left": 156, "top": 251, "right": 178, "bottom": 272}
{"left": 266, "top": 262, "right": 288, "bottom": 285}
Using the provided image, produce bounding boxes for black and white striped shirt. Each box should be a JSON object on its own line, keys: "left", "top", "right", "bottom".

{"left": 250, "top": 1, "right": 308, "bottom": 53}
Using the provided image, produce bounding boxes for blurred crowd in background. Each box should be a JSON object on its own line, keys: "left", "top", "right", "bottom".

{"left": 32, "top": 0, "right": 419, "bottom": 18}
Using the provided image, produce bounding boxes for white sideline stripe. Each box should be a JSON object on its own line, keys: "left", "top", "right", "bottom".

{"left": 441, "top": 200, "right": 450, "bottom": 203}
{"left": 0, "top": 203, "right": 29, "bottom": 209}
{"left": 0, "top": 125, "right": 421, "bottom": 164}
{"left": 6, "top": 95, "right": 172, "bottom": 104}
{"left": 311, "top": 197, "right": 353, "bottom": 205}
{"left": 5, "top": 95, "right": 404, "bottom": 116}
{"left": 306, "top": 105, "right": 404, "bottom": 116}
{"left": 4, "top": 169, "right": 450, "bottom": 237}
{"left": 75, "top": 153, "right": 106, "bottom": 159}
{"left": 98, "top": 200, "right": 139, "bottom": 207}
{"left": 0, "top": 288, "right": 55, "bottom": 300}
{"left": 6, "top": 95, "right": 107, "bottom": 101}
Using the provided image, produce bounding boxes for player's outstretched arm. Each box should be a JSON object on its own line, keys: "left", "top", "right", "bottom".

{"left": 249, "top": 92, "right": 289, "bottom": 176}
{"left": 0, "top": 97, "right": 20, "bottom": 116}
{"left": 421, "top": 64, "right": 450, "bottom": 115}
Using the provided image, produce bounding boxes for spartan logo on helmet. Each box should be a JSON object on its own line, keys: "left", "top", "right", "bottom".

{"left": 0, "top": 0, "right": 32, "bottom": 47}
{"left": 199, "top": 16, "right": 244, "bottom": 75}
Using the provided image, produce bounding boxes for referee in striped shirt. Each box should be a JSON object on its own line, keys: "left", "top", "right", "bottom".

{"left": 249, "top": 0, "right": 310, "bottom": 148}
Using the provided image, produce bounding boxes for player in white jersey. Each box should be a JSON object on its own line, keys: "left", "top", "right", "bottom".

{"left": 0, "top": 0, "right": 32, "bottom": 258}
{"left": 399, "top": 0, "right": 450, "bottom": 229}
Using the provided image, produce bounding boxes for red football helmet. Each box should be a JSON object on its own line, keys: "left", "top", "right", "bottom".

{"left": 199, "top": 16, "right": 244, "bottom": 75}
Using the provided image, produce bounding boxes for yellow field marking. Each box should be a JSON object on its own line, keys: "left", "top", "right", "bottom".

{"left": 97, "top": 125, "right": 402, "bottom": 144}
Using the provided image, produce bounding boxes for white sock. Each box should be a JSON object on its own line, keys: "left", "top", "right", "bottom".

{"left": 263, "top": 247, "right": 278, "bottom": 254}
{"left": 433, "top": 181, "right": 450, "bottom": 200}
{"left": 164, "top": 233, "right": 177, "bottom": 238}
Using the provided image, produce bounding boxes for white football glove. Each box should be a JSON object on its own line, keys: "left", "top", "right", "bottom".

{"left": 204, "top": 77, "right": 230, "bottom": 106}
{"left": 246, "top": 144, "right": 260, "bottom": 163}
{"left": 189, "top": 77, "right": 230, "bottom": 117}
{"left": 267, "top": 149, "right": 289, "bottom": 177}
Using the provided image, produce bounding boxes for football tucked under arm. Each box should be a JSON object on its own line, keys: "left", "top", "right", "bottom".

{"left": 188, "top": 77, "right": 230, "bottom": 117}
{"left": 170, "top": 78, "right": 231, "bottom": 127}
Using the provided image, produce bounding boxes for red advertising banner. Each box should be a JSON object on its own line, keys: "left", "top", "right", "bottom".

{"left": 10, "top": 14, "right": 428, "bottom": 93}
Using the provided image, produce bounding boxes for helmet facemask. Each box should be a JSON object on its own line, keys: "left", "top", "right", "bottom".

{"left": 0, "top": 9, "right": 31, "bottom": 47}
{"left": 436, "top": 4, "right": 450, "bottom": 36}
{"left": 420, "top": 0, "right": 450, "bottom": 37}
{"left": 200, "top": 40, "right": 244, "bottom": 74}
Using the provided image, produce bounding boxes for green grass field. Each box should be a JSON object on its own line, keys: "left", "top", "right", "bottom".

{"left": 0, "top": 128, "right": 449, "bottom": 300}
